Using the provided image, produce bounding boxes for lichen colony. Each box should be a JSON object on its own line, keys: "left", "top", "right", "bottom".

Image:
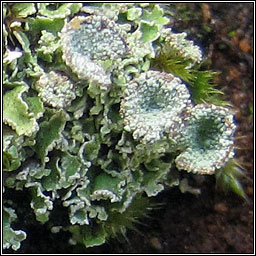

{"left": 3, "top": 3, "right": 238, "bottom": 251}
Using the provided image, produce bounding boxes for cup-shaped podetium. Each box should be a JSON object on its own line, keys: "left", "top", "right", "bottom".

{"left": 60, "top": 13, "right": 129, "bottom": 86}
{"left": 175, "top": 104, "right": 236, "bottom": 174}
{"left": 120, "top": 70, "right": 192, "bottom": 144}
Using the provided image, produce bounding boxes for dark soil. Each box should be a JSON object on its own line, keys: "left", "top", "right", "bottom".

{"left": 3, "top": 3, "right": 254, "bottom": 254}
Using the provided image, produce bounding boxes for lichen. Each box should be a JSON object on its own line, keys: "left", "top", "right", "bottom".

{"left": 37, "top": 3, "right": 82, "bottom": 19}
{"left": 175, "top": 104, "right": 236, "bottom": 174}
{"left": 3, "top": 207, "right": 27, "bottom": 251}
{"left": 3, "top": 3, "right": 240, "bottom": 251}
{"left": 36, "top": 30, "right": 60, "bottom": 62}
{"left": 120, "top": 70, "right": 192, "bottom": 144}
{"left": 161, "top": 28, "right": 203, "bottom": 65}
{"left": 35, "top": 71, "right": 77, "bottom": 109}
{"left": 60, "top": 13, "right": 129, "bottom": 85}
{"left": 3, "top": 85, "right": 42, "bottom": 136}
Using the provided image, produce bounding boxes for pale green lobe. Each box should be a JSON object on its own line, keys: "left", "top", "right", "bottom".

{"left": 11, "top": 3, "right": 36, "bottom": 18}
{"left": 3, "top": 147, "right": 20, "bottom": 172}
{"left": 127, "top": 7, "right": 142, "bottom": 21}
{"left": 61, "top": 153, "right": 81, "bottom": 182}
{"left": 69, "top": 225, "right": 107, "bottom": 248}
{"left": 13, "top": 31, "right": 31, "bottom": 53}
{"left": 93, "top": 173, "right": 122, "bottom": 193}
{"left": 27, "top": 16, "right": 65, "bottom": 37}
{"left": 26, "top": 96, "right": 44, "bottom": 119}
{"left": 76, "top": 180, "right": 91, "bottom": 206}
{"left": 3, "top": 86, "right": 39, "bottom": 136}
{"left": 2, "top": 126, "right": 32, "bottom": 172}
{"left": 3, "top": 207, "right": 27, "bottom": 251}
{"left": 82, "top": 135, "right": 101, "bottom": 161}
{"left": 140, "top": 22, "right": 160, "bottom": 43}
{"left": 25, "top": 182, "right": 53, "bottom": 223}
{"left": 35, "top": 110, "right": 68, "bottom": 163}
{"left": 29, "top": 166, "right": 51, "bottom": 180}
{"left": 82, "top": 225, "right": 106, "bottom": 248}
{"left": 161, "top": 29, "right": 203, "bottom": 65}
{"left": 36, "top": 30, "right": 60, "bottom": 62}
{"left": 42, "top": 157, "right": 60, "bottom": 191}
{"left": 68, "top": 203, "right": 108, "bottom": 226}
{"left": 141, "top": 5, "right": 169, "bottom": 25}
{"left": 143, "top": 163, "right": 171, "bottom": 197}
{"left": 37, "top": 3, "right": 82, "bottom": 19}
{"left": 91, "top": 173, "right": 125, "bottom": 203}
